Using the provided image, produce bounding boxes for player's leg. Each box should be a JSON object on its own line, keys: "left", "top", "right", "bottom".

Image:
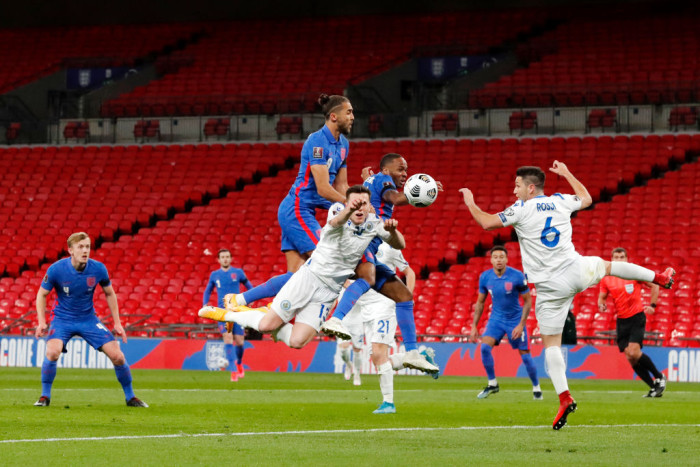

{"left": 603, "top": 258, "right": 675, "bottom": 289}
{"left": 352, "top": 344, "right": 363, "bottom": 386}
{"left": 220, "top": 324, "right": 237, "bottom": 375}
{"left": 335, "top": 339, "right": 354, "bottom": 380}
{"left": 377, "top": 275, "right": 416, "bottom": 351}
{"left": 35, "top": 337, "right": 64, "bottom": 406}
{"left": 233, "top": 330, "right": 246, "bottom": 378}
{"left": 329, "top": 260, "right": 375, "bottom": 322}
{"left": 505, "top": 321, "right": 541, "bottom": 399}
{"left": 372, "top": 342, "right": 395, "bottom": 414}
{"left": 231, "top": 200, "right": 319, "bottom": 308}
{"left": 100, "top": 341, "right": 147, "bottom": 407}
{"left": 536, "top": 278, "right": 577, "bottom": 429}
{"left": 477, "top": 333, "right": 499, "bottom": 398}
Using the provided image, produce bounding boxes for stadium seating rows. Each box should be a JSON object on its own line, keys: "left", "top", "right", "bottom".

{"left": 0, "top": 23, "right": 198, "bottom": 94}
{"left": 469, "top": 13, "right": 700, "bottom": 108}
{"left": 102, "top": 11, "right": 547, "bottom": 117}
{"left": 1, "top": 134, "right": 699, "bottom": 347}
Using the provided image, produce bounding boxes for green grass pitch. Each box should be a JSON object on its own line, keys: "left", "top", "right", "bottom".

{"left": 1, "top": 368, "right": 699, "bottom": 465}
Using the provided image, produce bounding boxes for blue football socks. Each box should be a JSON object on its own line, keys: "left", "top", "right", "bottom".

{"left": 242, "top": 272, "right": 293, "bottom": 304}
{"left": 235, "top": 345, "right": 244, "bottom": 365}
{"left": 114, "top": 363, "right": 135, "bottom": 401}
{"left": 521, "top": 352, "right": 539, "bottom": 386}
{"left": 396, "top": 301, "right": 417, "bottom": 352}
{"left": 224, "top": 343, "right": 235, "bottom": 370}
{"left": 333, "top": 279, "right": 371, "bottom": 321}
{"left": 481, "top": 344, "right": 496, "bottom": 380}
{"left": 41, "top": 359, "right": 57, "bottom": 398}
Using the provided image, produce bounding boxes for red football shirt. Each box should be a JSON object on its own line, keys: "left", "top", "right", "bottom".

{"left": 599, "top": 276, "right": 644, "bottom": 319}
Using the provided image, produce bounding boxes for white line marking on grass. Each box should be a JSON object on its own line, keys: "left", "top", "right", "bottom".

{"left": 2, "top": 424, "right": 699, "bottom": 444}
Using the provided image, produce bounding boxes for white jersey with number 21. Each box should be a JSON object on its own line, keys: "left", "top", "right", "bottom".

{"left": 498, "top": 193, "right": 582, "bottom": 283}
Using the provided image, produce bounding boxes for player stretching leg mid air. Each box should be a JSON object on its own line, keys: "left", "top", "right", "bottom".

{"left": 34, "top": 232, "right": 147, "bottom": 407}
{"left": 203, "top": 249, "right": 253, "bottom": 381}
{"left": 224, "top": 94, "right": 352, "bottom": 311}
{"left": 460, "top": 162, "right": 675, "bottom": 430}
{"left": 470, "top": 246, "right": 541, "bottom": 400}
{"left": 321, "top": 153, "right": 442, "bottom": 374}
{"left": 598, "top": 247, "right": 666, "bottom": 398}
{"left": 200, "top": 186, "right": 420, "bottom": 356}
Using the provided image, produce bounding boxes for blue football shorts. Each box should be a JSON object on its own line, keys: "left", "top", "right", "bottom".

{"left": 47, "top": 315, "right": 115, "bottom": 352}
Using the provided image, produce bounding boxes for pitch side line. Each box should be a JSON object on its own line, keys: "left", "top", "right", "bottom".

{"left": 2, "top": 424, "right": 700, "bottom": 444}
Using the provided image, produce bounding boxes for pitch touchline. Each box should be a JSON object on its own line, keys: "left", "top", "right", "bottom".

{"left": 2, "top": 424, "right": 699, "bottom": 444}
{"left": 1, "top": 388, "right": 699, "bottom": 395}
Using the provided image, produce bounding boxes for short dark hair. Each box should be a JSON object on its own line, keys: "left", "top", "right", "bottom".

{"left": 346, "top": 184, "right": 371, "bottom": 199}
{"left": 217, "top": 249, "right": 230, "bottom": 258}
{"left": 490, "top": 245, "right": 508, "bottom": 255}
{"left": 611, "top": 247, "right": 628, "bottom": 257}
{"left": 516, "top": 166, "right": 545, "bottom": 191}
{"left": 380, "top": 153, "right": 403, "bottom": 169}
{"left": 318, "top": 93, "right": 349, "bottom": 119}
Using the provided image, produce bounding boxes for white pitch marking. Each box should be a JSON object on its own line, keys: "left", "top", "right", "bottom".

{"left": 2, "top": 424, "right": 699, "bottom": 444}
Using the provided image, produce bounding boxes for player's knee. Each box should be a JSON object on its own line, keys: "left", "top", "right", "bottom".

{"left": 624, "top": 348, "right": 640, "bottom": 364}
{"left": 109, "top": 351, "right": 126, "bottom": 366}
{"left": 288, "top": 337, "right": 306, "bottom": 349}
{"left": 45, "top": 348, "right": 61, "bottom": 361}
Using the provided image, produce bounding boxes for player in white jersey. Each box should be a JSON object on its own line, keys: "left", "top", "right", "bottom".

{"left": 198, "top": 185, "right": 406, "bottom": 350}
{"left": 459, "top": 162, "right": 676, "bottom": 430}
{"left": 333, "top": 296, "right": 364, "bottom": 386}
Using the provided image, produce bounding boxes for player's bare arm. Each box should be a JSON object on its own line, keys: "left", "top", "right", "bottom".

{"left": 332, "top": 166, "right": 349, "bottom": 199}
{"left": 459, "top": 188, "right": 505, "bottom": 230}
{"left": 360, "top": 166, "right": 374, "bottom": 181}
{"left": 549, "top": 160, "right": 592, "bottom": 209}
{"left": 34, "top": 287, "right": 51, "bottom": 338}
{"left": 512, "top": 291, "right": 532, "bottom": 340}
{"left": 598, "top": 289, "right": 608, "bottom": 312}
{"left": 644, "top": 282, "right": 660, "bottom": 314}
{"left": 470, "top": 292, "right": 487, "bottom": 342}
{"left": 384, "top": 188, "right": 410, "bottom": 206}
{"left": 329, "top": 198, "right": 365, "bottom": 228}
{"left": 311, "top": 164, "right": 346, "bottom": 204}
{"left": 382, "top": 219, "right": 406, "bottom": 250}
{"left": 103, "top": 285, "right": 127, "bottom": 344}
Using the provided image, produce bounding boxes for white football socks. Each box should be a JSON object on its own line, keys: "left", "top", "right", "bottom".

{"left": 389, "top": 353, "right": 405, "bottom": 370}
{"left": 225, "top": 310, "right": 264, "bottom": 330}
{"left": 545, "top": 346, "right": 569, "bottom": 395}
{"left": 377, "top": 362, "right": 393, "bottom": 403}
{"left": 610, "top": 261, "right": 655, "bottom": 282}
{"left": 353, "top": 349, "right": 362, "bottom": 374}
{"left": 235, "top": 294, "right": 247, "bottom": 306}
{"left": 274, "top": 324, "right": 293, "bottom": 346}
{"left": 488, "top": 379, "right": 498, "bottom": 387}
{"left": 340, "top": 347, "right": 351, "bottom": 364}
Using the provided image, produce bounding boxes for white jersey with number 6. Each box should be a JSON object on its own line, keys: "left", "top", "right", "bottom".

{"left": 498, "top": 193, "right": 582, "bottom": 283}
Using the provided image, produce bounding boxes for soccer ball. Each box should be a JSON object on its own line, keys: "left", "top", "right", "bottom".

{"left": 216, "top": 357, "right": 229, "bottom": 370}
{"left": 403, "top": 173, "right": 438, "bottom": 207}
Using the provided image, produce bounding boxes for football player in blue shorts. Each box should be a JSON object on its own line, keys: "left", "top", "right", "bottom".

{"left": 224, "top": 93, "right": 352, "bottom": 310}
{"left": 322, "top": 153, "right": 443, "bottom": 375}
{"left": 469, "top": 246, "right": 541, "bottom": 400}
{"left": 203, "top": 249, "right": 253, "bottom": 382}
{"left": 33, "top": 232, "right": 147, "bottom": 407}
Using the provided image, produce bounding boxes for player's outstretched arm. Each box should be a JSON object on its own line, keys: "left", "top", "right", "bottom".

{"left": 382, "top": 219, "right": 405, "bottom": 250}
{"left": 332, "top": 167, "right": 349, "bottom": 199}
{"left": 311, "top": 165, "right": 346, "bottom": 204}
{"left": 104, "top": 285, "right": 127, "bottom": 344}
{"left": 459, "top": 188, "right": 504, "bottom": 231}
{"left": 35, "top": 287, "right": 51, "bottom": 338}
{"left": 549, "top": 160, "right": 592, "bottom": 209}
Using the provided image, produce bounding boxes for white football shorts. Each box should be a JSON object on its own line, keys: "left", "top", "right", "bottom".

{"left": 271, "top": 265, "right": 336, "bottom": 331}
{"left": 358, "top": 289, "right": 397, "bottom": 345}
{"left": 534, "top": 255, "right": 606, "bottom": 335}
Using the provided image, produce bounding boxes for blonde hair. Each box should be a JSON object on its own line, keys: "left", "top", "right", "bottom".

{"left": 67, "top": 232, "right": 90, "bottom": 248}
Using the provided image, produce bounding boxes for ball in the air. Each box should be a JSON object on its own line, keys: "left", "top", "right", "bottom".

{"left": 404, "top": 173, "right": 438, "bottom": 207}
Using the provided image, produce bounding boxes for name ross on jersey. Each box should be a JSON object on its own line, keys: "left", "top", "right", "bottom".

{"left": 536, "top": 202, "right": 557, "bottom": 212}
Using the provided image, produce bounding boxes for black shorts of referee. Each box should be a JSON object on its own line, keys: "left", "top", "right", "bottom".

{"left": 616, "top": 311, "right": 646, "bottom": 352}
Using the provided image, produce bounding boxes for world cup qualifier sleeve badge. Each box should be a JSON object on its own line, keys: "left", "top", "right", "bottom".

{"left": 312, "top": 147, "right": 323, "bottom": 159}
